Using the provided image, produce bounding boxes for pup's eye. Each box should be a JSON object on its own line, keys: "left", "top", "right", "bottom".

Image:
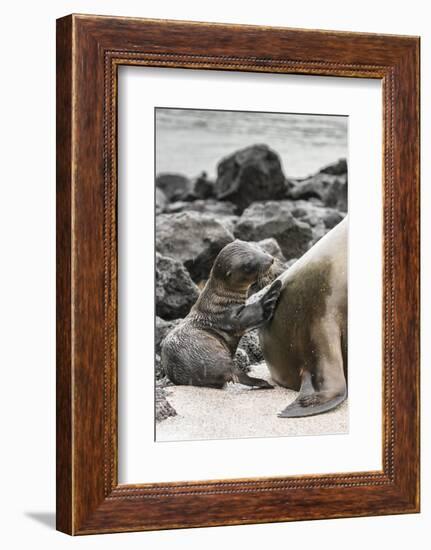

{"left": 226, "top": 271, "right": 232, "bottom": 277}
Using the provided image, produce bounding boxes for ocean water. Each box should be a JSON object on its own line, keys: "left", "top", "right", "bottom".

{"left": 156, "top": 108, "right": 348, "bottom": 180}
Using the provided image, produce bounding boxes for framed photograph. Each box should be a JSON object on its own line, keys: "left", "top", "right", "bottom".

{"left": 56, "top": 14, "right": 420, "bottom": 535}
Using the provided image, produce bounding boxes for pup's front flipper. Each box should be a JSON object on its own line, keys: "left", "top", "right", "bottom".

{"left": 235, "top": 370, "right": 274, "bottom": 389}
{"left": 224, "top": 280, "right": 282, "bottom": 332}
{"left": 260, "top": 279, "right": 282, "bottom": 322}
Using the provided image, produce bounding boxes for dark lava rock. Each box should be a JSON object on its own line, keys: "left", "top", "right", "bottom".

{"left": 289, "top": 200, "right": 345, "bottom": 229}
{"left": 288, "top": 172, "right": 347, "bottom": 212}
{"left": 156, "top": 212, "right": 234, "bottom": 283}
{"left": 164, "top": 200, "right": 239, "bottom": 234}
{"left": 156, "top": 187, "right": 168, "bottom": 214}
{"left": 256, "top": 238, "right": 286, "bottom": 262}
{"left": 155, "top": 253, "right": 199, "bottom": 320}
{"left": 191, "top": 171, "right": 216, "bottom": 199}
{"left": 163, "top": 200, "right": 192, "bottom": 214}
{"left": 155, "top": 353, "right": 164, "bottom": 380}
{"left": 322, "top": 209, "right": 345, "bottom": 229}
{"left": 310, "top": 224, "right": 327, "bottom": 245}
{"left": 155, "top": 385, "right": 177, "bottom": 422}
{"left": 155, "top": 317, "right": 182, "bottom": 355}
{"left": 319, "top": 158, "right": 347, "bottom": 176}
{"left": 287, "top": 200, "right": 345, "bottom": 244}
{"left": 234, "top": 201, "right": 313, "bottom": 260}
{"left": 155, "top": 357, "right": 174, "bottom": 384}
{"left": 156, "top": 173, "right": 193, "bottom": 202}
{"left": 215, "top": 144, "right": 287, "bottom": 211}
{"left": 323, "top": 174, "right": 348, "bottom": 212}
{"left": 285, "top": 258, "right": 298, "bottom": 270}
{"left": 164, "top": 199, "right": 237, "bottom": 217}
{"left": 238, "top": 329, "right": 264, "bottom": 365}
{"left": 233, "top": 348, "right": 251, "bottom": 373}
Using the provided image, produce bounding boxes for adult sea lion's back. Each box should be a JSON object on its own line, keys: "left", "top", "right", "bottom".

{"left": 259, "top": 217, "right": 348, "bottom": 417}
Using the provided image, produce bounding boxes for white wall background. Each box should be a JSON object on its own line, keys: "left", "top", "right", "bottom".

{"left": 0, "top": 1, "right": 427, "bottom": 548}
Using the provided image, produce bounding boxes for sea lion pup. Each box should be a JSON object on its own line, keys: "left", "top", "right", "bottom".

{"left": 162, "top": 240, "right": 282, "bottom": 389}
{"left": 259, "top": 217, "right": 348, "bottom": 417}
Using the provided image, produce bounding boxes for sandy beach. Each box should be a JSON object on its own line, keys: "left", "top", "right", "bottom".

{"left": 156, "top": 363, "right": 348, "bottom": 442}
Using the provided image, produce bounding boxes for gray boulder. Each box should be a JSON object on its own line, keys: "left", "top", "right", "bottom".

{"left": 238, "top": 329, "right": 264, "bottom": 365}
{"left": 164, "top": 199, "right": 237, "bottom": 217}
{"left": 155, "top": 354, "right": 174, "bottom": 383}
{"left": 285, "top": 258, "right": 298, "bottom": 270}
{"left": 256, "top": 238, "right": 286, "bottom": 262}
{"left": 215, "top": 144, "right": 287, "bottom": 211}
{"left": 155, "top": 317, "right": 182, "bottom": 355}
{"left": 288, "top": 200, "right": 345, "bottom": 244}
{"left": 155, "top": 353, "right": 164, "bottom": 380}
{"left": 155, "top": 253, "right": 199, "bottom": 320}
{"left": 233, "top": 348, "right": 251, "bottom": 373}
{"left": 234, "top": 201, "right": 313, "bottom": 260}
{"left": 288, "top": 172, "right": 347, "bottom": 212}
{"left": 156, "top": 173, "right": 193, "bottom": 202}
{"left": 156, "top": 188, "right": 168, "bottom": 214}
{"left": 310, "top": 224, "right": 327, "bottom": 245}
{"left": 155, "top": 385, "right": 177, "bottom": 422}
{"left": 319, "top": 158, "right": 347, "bottom": 176}
{"left": 163, "top": 200, "right": 238, "bottom": 234}
{"left": 191, "top": 172, "right": 216, "bottom": 199}
{"left": 323, "top": 175, "right": 348, "bottom": 212}
{"left": 289, "top": 200, "right": 345, "bottom": 229}
{"left": 156, "top": 212, "right": 234, "bottom": 282}
{"left": 321, "top": 208, "right": 345, "bottom": 229}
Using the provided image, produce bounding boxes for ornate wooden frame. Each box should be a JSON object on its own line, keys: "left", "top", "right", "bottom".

{"left": 56, "top": 14, "right": 420, "bottom": 535}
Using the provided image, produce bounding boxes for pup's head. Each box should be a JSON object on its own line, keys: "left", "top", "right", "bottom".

{"left": 211, "top": 240, "right": 274, "bottom": 290}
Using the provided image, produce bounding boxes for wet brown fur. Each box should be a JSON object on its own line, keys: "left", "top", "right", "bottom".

{"left": 162, "top": 240, "right": 281, "bottom": 389}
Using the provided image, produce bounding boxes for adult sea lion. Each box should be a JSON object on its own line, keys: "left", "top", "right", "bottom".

{"left": 162, "top": 240, "right": 282, "bottom": 389}
{"left": 259, "top": 217, "right": 348, "bottom": 417}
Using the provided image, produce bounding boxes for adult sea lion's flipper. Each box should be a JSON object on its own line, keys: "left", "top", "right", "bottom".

{"left": 277, "top": 371, "right": 347, "bottom": 418}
